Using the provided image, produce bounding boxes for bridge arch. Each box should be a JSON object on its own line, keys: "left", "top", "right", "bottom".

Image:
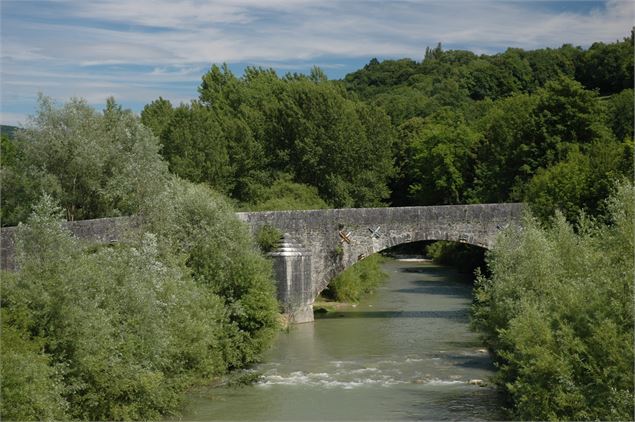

{"left": 237, "top": 203, "right": 524, "bottom": 323}
{"left": 320, "top": 235, "right": 487, "bottom": 298}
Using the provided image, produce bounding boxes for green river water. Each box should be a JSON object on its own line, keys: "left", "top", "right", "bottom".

{"left": 178, "top": 260, "right": 503, "bottom": 421}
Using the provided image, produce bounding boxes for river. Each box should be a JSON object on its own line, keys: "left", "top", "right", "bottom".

{"left": 178, "top": 259, "right": 502, "bottom": 421}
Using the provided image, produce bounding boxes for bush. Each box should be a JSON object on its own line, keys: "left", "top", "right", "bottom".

{"left": 472, "top": 181, "right": 634, "bottom": 420}
{"left": 425, "top": 241, "right": 485, "bottom": 274}
{"left": 0, "top": 309, "right": 68, "bottom": 421}
{"left": 255, "top": 225, "right": 282, "bottom": 253}
{"left": 1, "top": 186, "right": 279, "bottom": 420}
{"left": 141, "top": 178, "right": 280, "bottom": 368}
{"left": 323, "top": 254, "right": 388, "bottom": 302}
{"left": 243, "top": 174, "right": 329, "bottom": 211}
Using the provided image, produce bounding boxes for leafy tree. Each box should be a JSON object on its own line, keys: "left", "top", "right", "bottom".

{"left": 576, "top": 34, "right": 634, "bottom": 95}
{"left": 534, "top": 76, "right": 611, "bottom": 160}
{"left": 370, "top": 86, "right": 436, "bottom": 125}
{"left": 344, "top": 58, "right": 420, "bottom": 98}
{"left": 404, "top": 110, "right": 479, "bottom": 205}
{"left": 159, "top": 102, "right": 233, "bottom": 192}
{"left": 140, "top": 96, "right": 174, "bottom": 138}
{"left": 423, "top": 42, "right": 444, "bottom": 62}
{"left": 473, "top": 76, "right": 618, "bottom": 208}
{"left": 461, "top": 59, "right": 519, "bottom": 100}
{"left": 195, "top": 66, "right": 395, "bottom": 207}
{"left": 606, "top": 88, "right": 634, "bottom": 141}
{"left": 2, "top": 96, "right": 167, "bottom": 224}
{"left": 524, "top": 45, "right": 579, "bottom": 88}
{"left": 198, "top": 63, "right": 243, "bottom": 111}
{"left": 524, "top": 149, "right": 591, "bottom": 222}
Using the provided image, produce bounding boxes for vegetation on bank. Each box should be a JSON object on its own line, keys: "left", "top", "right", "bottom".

{"left": 472, "top": 181, "right": 634, "bottom": 421}
{"left": 321, "top": 254, "right": 389, "bottom": 303}
{"left": 0, "top": 101, "right": 279, "bottom": 421}
{"left": 425, "top": 241, "right": 485, "bottom": 275}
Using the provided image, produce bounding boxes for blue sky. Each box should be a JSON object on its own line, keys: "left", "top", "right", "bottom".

{"left": 1, "top": 0, "right": 632, "bottom": 126}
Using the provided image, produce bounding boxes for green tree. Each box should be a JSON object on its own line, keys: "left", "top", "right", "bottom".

{"left": 140, "top": 96, "right": 174, "bottom": 138}
{"left": 195, "top": 67, "right": 395, "bottom": 207}
{"left": 404, "top": 110, "right": 479, "bottom": 205}
{"left": 606, "top": 88, "right": 634, "bottom": 141}
{"left": 576, "top": 35, "right": 634, "bottom": 95}
{"left": 461, "top": 59, "right": 518, "bottom": 100}
{"left": 159, "top": 102, "right": 233, "bottom": 192}
{"left": 524, "top": 45, "right": 579, "bottom": 88}
{"left": 524, "top": 149, "right": 590, "bottom": 222}
{"left": 533, "top": 76, "right": 611, "bottom": 165}
{"left": 2, "top": 95, "right": 167, "bottom": 224}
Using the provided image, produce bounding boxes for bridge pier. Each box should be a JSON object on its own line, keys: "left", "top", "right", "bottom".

{"left": 267, "top": 234, "right": 315, "bottom": 323}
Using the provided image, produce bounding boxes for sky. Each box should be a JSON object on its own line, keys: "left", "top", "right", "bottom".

{"left": 1, "top": 0, "right": 632, "bottom": 126}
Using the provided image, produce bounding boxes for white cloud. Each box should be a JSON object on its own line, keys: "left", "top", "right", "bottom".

{"left": 6, "top": 0, "right": 633, "bottom": 65}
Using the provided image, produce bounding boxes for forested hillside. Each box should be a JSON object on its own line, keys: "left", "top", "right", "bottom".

{"left": 137, "top": 33, "right": 633, "bottom": 223}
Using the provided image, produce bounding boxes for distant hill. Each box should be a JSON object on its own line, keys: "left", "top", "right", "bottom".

{"left": 0, "top": 125, "right": 20, "bottom": 139}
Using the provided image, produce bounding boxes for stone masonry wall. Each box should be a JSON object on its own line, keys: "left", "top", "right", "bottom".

{"left": 237, "top": 203, "right": 524, "bottom": 301}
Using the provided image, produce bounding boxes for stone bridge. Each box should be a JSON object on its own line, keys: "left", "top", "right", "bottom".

{"left": 237, "top": 203, "right": 524, "bottom": 323}
{"left": 0, "top": 203, "right": 524, "bottom": 323}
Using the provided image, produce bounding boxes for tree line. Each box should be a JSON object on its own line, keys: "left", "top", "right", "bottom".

{"left": 138, "top": 34, "right": 632, "bottom": 223}
{"left": 2, "top": 34, "right": 632, "bottom": 225}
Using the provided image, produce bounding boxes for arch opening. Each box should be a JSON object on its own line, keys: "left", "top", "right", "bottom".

{"left": 318, "top": 239, "right": 488, "bottom": 307}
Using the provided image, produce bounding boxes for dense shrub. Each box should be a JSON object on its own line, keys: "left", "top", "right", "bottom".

{"left": 323, "top": 254, "right": 388, "bottom": 303}
{"left": 425, "top": 241, "right": 485, "bottom": 274}
{"left": 1, "top": 186, "right": 279, "bottom": 420}
{"left": 141, "top": 178, "right": 280, "bottom": 368}
{"left": 243, "top": 174, "right": 328, "bottom": 211}
{"left": 472, "top": 181, "right": 634, "bottom": 420}
{"left": 255, "top": 225, "right": 283, "bottom": 254}
{"left": 0, "top": 310, "right": 68, "bottom": 421}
